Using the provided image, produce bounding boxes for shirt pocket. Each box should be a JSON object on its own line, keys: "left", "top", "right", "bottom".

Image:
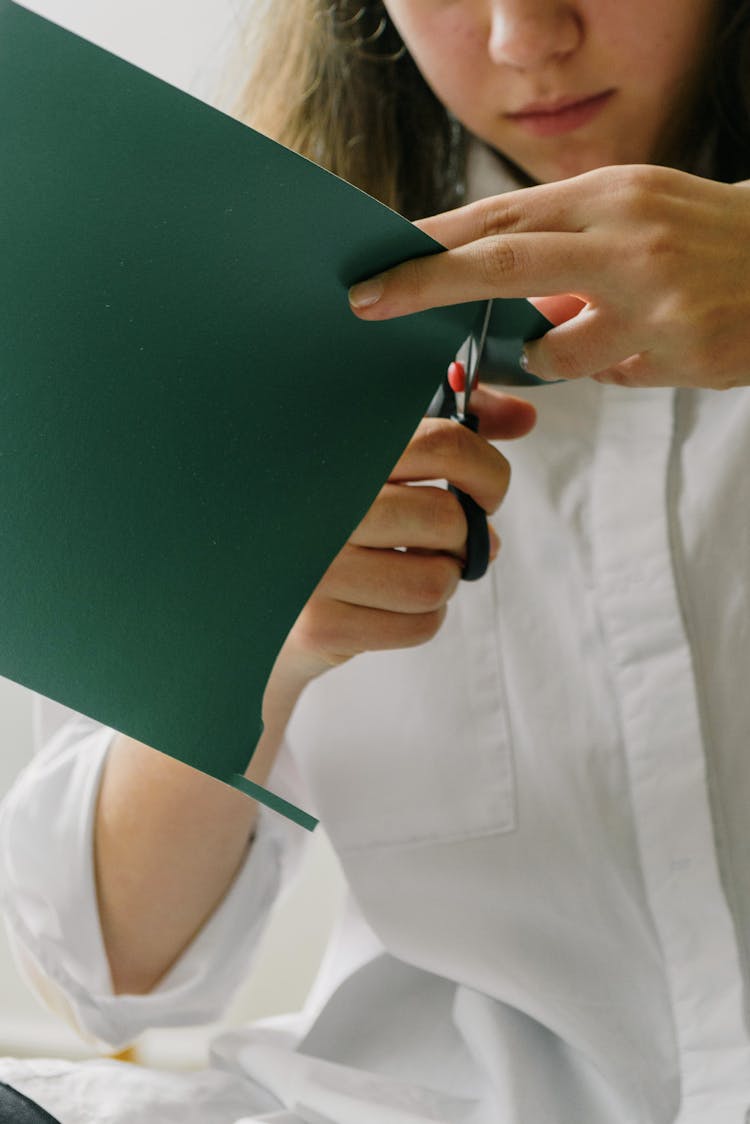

{"left": 289, "top": 563, "right": 517, "bottom": 852}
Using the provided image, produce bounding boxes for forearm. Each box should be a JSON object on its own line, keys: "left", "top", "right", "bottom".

{"left": 94, "top": 722, "right": 287, "bottom": 996}
{"left": 93, "top": 641, "right": 317, "bottom": 998}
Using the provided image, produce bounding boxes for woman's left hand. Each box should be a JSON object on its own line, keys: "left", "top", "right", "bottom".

{"left": 349, "top": 165, "right": 750, "bottom": 391}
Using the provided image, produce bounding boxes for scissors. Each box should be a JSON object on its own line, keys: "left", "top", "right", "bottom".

{"left": 427, "top": 299, "right": 494, "bottom": 582}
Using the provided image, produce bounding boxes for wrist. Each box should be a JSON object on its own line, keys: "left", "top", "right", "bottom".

{"left": 260, "top": 634, "right": 330, "bottom": 742}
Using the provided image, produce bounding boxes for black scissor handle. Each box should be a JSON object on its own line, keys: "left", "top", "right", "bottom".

{"left": 426, "top": 378, "right": 491, "bottom": 583}
{"left": 450, "top": 410, "right": 490, "bottom": 582}
{"left": 450, "top": 484, "right": 490, "bottom": 581}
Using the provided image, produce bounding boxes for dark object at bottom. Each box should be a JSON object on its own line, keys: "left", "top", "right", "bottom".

{"left": 0, "top": 1083, "right": 63, "bottom": 1123}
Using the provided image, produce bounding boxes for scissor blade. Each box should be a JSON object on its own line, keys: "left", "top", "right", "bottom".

{"left": 465, "top": 299, "right": 493, "bottom": 414}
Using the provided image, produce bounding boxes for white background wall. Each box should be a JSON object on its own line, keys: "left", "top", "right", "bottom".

{"left": 1, "top": 0, "right": 345, "bottom": 1069}
{"left": 21, "top": 0, "right": 243, "bottom": 95}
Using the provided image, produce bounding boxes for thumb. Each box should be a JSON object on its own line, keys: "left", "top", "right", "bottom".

{"left": 469, "top": 297, "right": 584, "bottom": 440}
{"left": 471, "top": 386, "right": 537, "bottom": 441}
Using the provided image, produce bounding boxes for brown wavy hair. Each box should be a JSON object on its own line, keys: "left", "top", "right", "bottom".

{"left": 234, "top": 0, "right": 750, "bottom": 218}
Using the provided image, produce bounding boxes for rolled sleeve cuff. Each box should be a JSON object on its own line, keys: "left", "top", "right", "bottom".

{"left": 1, "top": 715, "right": 304, "bottom": 1051}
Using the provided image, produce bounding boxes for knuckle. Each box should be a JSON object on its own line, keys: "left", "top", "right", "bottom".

{"left": 616, "top": 223, "right": 682, "bottom": 300}
{"left": 543, "top": 340, "right": 583, "bottom": 381}
{"left": 477, "top": 235, "right": 525, "bottom": 285}
{"left": 425, "top": 486, "right": 465, "bottom": 545}
{"left": 641, "top": 221, "right": 681, "bottom": 270}
{"left": 480, "top": 198, "right": 525, "bottom": 238}
{"left": 649, "top": 285, "right": 690, "bottom": 334}
{"left": 610, "top": 164, "right": 668, "bottom": 216}
{"left": 411, "top": 556, "right": 459, "bottom": 612}
{"left": 409, "top": 606, "right": 448, "bottom": 646}
{"left": 413, "top": 421, "right": 510, "bottom": 514}
{"left": 417, "top": 416, "right": 472, "bottom": 468}
{"left": 486, "top": 454, "right": 511, "bottom": 512}
{"left": 603, "top": 367, "right": 636, "bottom": 387}
{"left": 292, "top": 598, "right": 335, "bottom": 655}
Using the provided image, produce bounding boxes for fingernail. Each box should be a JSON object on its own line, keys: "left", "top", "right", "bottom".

{"left": 521, "top": 349, "right": 558, "bottom": 382}
{"left": 349, "top": 276, "right": 384, "bottom": 310}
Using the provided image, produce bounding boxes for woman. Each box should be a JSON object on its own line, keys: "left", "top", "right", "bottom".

{"left": 2, "top": 2, "right": 749, "bottom": 1121}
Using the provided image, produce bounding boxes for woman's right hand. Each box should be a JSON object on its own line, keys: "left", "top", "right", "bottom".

{"left": 262, "top": 388, "right": 537, "bottom": 731}
{"left": 94, "top": 389, "right": 535, "bottom": 997}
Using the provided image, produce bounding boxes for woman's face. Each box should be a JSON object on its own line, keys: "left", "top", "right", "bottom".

{"left": 382, "top": 0, "right": 717, "bottom": 183}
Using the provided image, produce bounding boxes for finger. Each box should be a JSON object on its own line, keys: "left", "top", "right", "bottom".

{"left": 350, "top": 483, "right": 467, "bottom": 553}
{"left": 469, "top": 386, "right": 537, "bottom": 440}
{"left": 349, "top": 232, "right": 604, "bottom": 320}
{"left": 389, "top": 418, "right": 511, "bottom": 514}
{"left": 409, "top": 523, "right": 502, "bottom": 563}
{"left": 294, "top": 597, "right": 448, "bottom": 662}
{"left": 522, "top": 305, "right": 647, "bottom": 382}
{"left": 413, "top": 176, "right": 593, "bottom": 248}
{"left": 590, "top": 352, "right": 665, "bottom": 388}
{"left": 318, "top": 545, "right": 462, "bottom": 614}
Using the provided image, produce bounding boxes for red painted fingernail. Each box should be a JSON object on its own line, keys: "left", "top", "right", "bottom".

{"left": 448, "top": 361, "right": 466, "bottom": 393}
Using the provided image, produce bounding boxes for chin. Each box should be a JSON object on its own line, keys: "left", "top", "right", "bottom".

{"left": 517, "top": 150, "right": 633, "bottom": 184}
{"left": 494, "top": 134, "right": 652, "bottom": 184}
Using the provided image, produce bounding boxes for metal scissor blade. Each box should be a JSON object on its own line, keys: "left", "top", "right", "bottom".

{"left": 464, "top": 299, "right": 494, "bottom": 415}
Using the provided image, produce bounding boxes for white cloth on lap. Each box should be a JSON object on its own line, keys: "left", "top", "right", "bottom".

{"left": 0, "top": 1056, "right": 280, "bottom": 1124}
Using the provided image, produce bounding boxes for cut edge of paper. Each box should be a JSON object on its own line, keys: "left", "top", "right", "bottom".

{"left": 231, "top": 774, "right": 319, "bottom": 833}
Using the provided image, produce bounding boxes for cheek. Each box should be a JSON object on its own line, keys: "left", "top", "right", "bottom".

{"left": 602, "top": 1, "right": 714, "bottom": 93}
{"left": 385, "top": 4, "right": 488, "bottom": 107}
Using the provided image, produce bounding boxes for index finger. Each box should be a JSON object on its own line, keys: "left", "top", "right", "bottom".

{"left": 348, "top": 231, "right": 606, "bottom": 320}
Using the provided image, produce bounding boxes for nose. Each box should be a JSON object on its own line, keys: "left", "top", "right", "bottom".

{"left": 488, "top": 2, "right": 583, "bottom": 70}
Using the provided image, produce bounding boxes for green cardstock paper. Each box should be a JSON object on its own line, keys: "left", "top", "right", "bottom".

{"left": 481, "top": 302, "right": 552, "bottom": 386}
{"left": 0, "top": 1, "right": 548, "bottom": 830}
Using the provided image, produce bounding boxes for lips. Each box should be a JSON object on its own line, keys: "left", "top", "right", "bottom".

{"left": 504, "top": 89, "right": 615, "bottom": 137}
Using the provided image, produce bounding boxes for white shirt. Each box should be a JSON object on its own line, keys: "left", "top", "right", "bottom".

{"left": 1, "top": 144, "right": 750, "bottom": 1124}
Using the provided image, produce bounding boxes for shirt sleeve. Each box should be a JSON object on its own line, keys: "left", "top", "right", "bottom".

{"left": 0, "top": 697, "right": 312, "bottom": 1051}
